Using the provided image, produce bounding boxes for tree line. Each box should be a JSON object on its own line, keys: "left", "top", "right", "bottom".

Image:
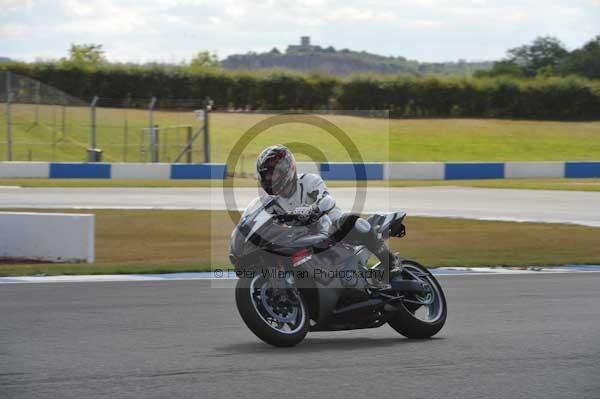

{"left": 1, "top": 42, "right": 599, "bottom": 120}
{"left": 222, "top": 46, "right": 492, "bottom": 77}
{"left": 477, "top": 36, "right": 600, "bottom": 80}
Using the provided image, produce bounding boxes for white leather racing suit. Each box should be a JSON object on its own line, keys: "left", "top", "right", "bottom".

{"left": 245, "top": 172, "right": 399, "bottom": 272}
{"left": 271, "top": 173, "right": 341, "bottom": 222}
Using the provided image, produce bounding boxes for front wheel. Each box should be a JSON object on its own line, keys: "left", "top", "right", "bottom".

{"left": 387, "top": 260, "right": 447, "bottom": 339}
{"left": 235, "top": 274, "right": 309, "bottom": 347}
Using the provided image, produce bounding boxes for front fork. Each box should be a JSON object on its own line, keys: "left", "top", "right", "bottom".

{"left": 268, "top": 261, "right": 299, "bottom": 304}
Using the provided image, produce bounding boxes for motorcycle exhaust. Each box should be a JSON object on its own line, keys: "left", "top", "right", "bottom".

{"left": 390, "top": 279, "right": 430, "bottom": 294}
{"left": 332, "top": 299, "right": 385, "bottom": 315}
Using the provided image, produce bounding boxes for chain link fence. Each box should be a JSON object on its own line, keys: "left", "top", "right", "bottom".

{"left": 0, "top": 71, "right": 210, "bottom": 163}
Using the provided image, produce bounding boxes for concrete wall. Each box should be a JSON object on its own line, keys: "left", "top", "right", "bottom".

{"left": 1, "top": 161, "right": 600, "bottom": 180}
{"left": 385, "top": 162, "right": 444, "bottom": 180}
{"left": 320, "top": 163, "right": 384, "bottom": 180}
{"left": 170, "top": 163, "right": 227, "bottom": 179}
{"left": 0, "top": 212, "right": 94, "bottom": 263}
{"left": 445, "top": 162, "right": 505, "bottom": 180}
{"left": 0, "top": 162, "right": 49, "bottom": 178}
{"left": 505, "top": 162, "right": 565, "bottom": 178}
{"left": 0, "top": 162, "right": 227, "bottom": 179}
{"left": 565, "top": 162, "right": 600, "bottom": 178}
{"left": 49, "top": 163, "right": 111, "bottom": 178}
{"left": 111, "top": 163, "right": 171, "bottom": 179}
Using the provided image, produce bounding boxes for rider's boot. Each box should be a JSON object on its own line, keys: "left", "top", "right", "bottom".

{"left": 373, "top": 243, "right": 402, "bottom": 277}
{"left": 365, "top": 239, "right": 403, "bottom": 290}
{"left": 333, "top": 214, "right": 402, "bottom": 290}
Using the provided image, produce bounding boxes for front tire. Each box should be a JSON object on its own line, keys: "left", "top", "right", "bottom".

{"left": 388, "top": 260, "right": 447, "bottom": 339}
{"left": 235, "top": 275, "right": 309, "bottom": 347}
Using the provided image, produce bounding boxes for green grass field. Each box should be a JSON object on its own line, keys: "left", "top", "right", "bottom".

{"left": 2, "top": 178, "right": 600, "bottom": 192}
{"left": 1, "top": 104, "right": 599, "bottom": 167}
{"left": 1, "top": 209, "right": 600, "bottom": 276}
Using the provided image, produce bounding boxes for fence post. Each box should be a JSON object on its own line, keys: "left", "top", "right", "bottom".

{"left": 52, "top": 101, "right": 56, "bottom": 161}
{"left": 87, "top": 96, "right": 99, "bottom": 162}
{"left": 123, "top": 94, "right": 130, "bottom": 162}
{"left": 90, "top": 96, "right": 98, "bottom": 149}
{"left": 154, "top": 124, "right": 160, "bottom": 162}
{"left": 186, "top": 126, "right": 192, "bottom": 163}
{"left": 203, "top": 97, "right": 213, "bottom": 163}
{"left": 35, "top": 81, "right": 40, "bottom": 125}
{"left": 5, "top": 71, "right": 13, "bottom": 161}
{"left": 149, "top": 97, "right": 157, "bottom": 162}
{"left": 61, "top": 93, "right": 66, "bottom": 135}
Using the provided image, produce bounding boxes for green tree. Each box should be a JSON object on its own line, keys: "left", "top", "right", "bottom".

{"left": 507, "top": 36, "right": 568, "bottom": 77}
{"left": 189, "top": 51, "right": 220, "bottom": 71}
{"left": 562, "top": 36, "right": 600, "bottom": 79}
{"left": 474, "top": 60, "right": 524, "bottom": 78}
{"left": 68, "top": 43, "right": 106, "bottom": 68}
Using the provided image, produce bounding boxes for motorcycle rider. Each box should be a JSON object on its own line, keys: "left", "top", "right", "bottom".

{"left": 254, "top": 144, "right": 401, "bottom": 277}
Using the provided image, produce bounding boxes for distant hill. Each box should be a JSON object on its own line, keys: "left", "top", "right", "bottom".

{"left": 0, "top": 57, "right": 12, "bottom": 62}
{"left": 221, "top": 37, "right": 493, "bottom": 77}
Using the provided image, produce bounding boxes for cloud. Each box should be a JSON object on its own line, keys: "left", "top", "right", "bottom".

{"left": 1, "top": 0, "right": 598, "bottom": 62}
{"left": 55, "top": 0, "right": 151, "bottom": 35}
{"left": 224, "top": 3, "right": 247, "bottom": 20}
{"left": 0, "top": 22, "right": 26, "bottom": 37}
{"left": 0, "top": 0, "right": 32, "bottom": 11}
{"left": 329, "top": 7, "right": 397, "bottom": 22}
{"left": 61, "top": 0, "right": 97, "bottom": 17}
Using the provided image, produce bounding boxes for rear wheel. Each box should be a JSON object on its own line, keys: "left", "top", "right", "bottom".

{"left": 235, "top": 274, "right": 309, "bottom": 347}
{"left": 387, "top": 260, "right": 447, "bottom": 338}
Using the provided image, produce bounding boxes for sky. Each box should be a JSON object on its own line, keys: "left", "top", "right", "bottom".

{"left": 1, "top": 0, "right": 599, "bottom": 63}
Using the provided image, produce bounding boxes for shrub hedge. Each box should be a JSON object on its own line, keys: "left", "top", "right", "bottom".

{"left": 2, "top": 62, "right": 599, "bottom": 119}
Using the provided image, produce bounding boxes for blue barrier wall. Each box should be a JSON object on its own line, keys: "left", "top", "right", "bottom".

{"left": 565, "top": 162, "right": 600, "bottom": 178}
{"left": 46, "top": 163, "right": 228, "bottom": 179}
{"left": 49, "top": 163, "right": 112, "bottom": 179}
{"left": 320, "top": 163, "right": 384, "bottom": 180}
{"left": 3, "top": 161, "right": 600, "bottom": 180}
{"left": 445, "top": 163, "right": 504, "bottom": 180}
{"left": 171, "top": 164, "right": 227, "bottom": 179}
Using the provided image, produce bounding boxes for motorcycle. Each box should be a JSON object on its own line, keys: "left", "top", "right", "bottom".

{"left": 229, "top": 195, "right": 447, "bottom": 347}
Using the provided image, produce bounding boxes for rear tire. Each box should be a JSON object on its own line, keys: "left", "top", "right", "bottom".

{"left": 388, "top": 260, "right": 447, "bottom": 339}
{"left": 235, "top": 275, "right": 309, "bottom": 347}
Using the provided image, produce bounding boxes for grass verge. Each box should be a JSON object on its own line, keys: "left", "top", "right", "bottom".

{"left": 1, "top": 209, "right": 599, "bottom": 276}
{"left": 1, "top": 107, "right": 600, "bottom": 164}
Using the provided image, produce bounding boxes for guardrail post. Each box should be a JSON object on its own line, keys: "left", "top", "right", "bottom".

{"left": 35, "top": 81, "right": 40, "bottom": 125}
{"left": 203, "top": 97, "right": 213, "bottom": 163}
{"left": 90, "top": 96, "right": 98, "bottom": 149}
{"left": 61, "top": 93, "right": 66, "bottom": 135}
{"left": 123, "top": 94, "right": 130, "bottom": 162}
{"left": 149, "top": 97, "right": 157, "bottom": 163}
{"left": 87, "top": 96, "right": 99, "bottom": 162}
{"left": 186, "top": 126, "right": 192, "bottom": 163}
{"left": 5, "top": 71, "right": 13, "bottom": 161}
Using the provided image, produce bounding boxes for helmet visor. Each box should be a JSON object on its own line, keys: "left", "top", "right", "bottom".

{"left": 257, "top": 150, "right": 296, "bottom": 195}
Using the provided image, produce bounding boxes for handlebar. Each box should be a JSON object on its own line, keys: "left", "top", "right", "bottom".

{"left": 276, "top": 212, "right": 299, "bottom": 223}
{"left": 276, "top": 206, "right": 319, "bottom": 224}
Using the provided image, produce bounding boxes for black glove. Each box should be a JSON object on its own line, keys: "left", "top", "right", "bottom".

{"left": 292, "top": 204, "right": 321, "bottom": 224}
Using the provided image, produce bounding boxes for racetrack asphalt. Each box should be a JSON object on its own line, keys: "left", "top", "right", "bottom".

{"left": 2, "top": 273, "right": 599, "bottom": 399}
{"left": 1, "top": 186, "right": 600, "bottom": 226}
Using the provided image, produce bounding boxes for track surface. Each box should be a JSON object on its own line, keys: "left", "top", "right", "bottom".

{"left": 1, "top": 186, "right": 600, "bottom": 226}
{"left": 2, "top": 274, "right": 599, "bottom": 399}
